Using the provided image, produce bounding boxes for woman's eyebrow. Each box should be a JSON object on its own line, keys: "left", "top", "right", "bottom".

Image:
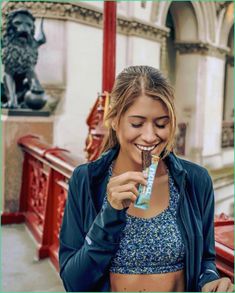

{"left": 128, "top": 115, "right": 169, "bottom": 120}
{"left": 154, "top": 115, "right": 169, "bottom": 121}
{"left": 128, "top": 115, "right": 146, "bottom": 119}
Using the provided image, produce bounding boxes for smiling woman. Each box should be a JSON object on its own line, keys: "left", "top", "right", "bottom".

{"left": 108, "top": 96, "right": 171, "bottom": 169}
{"left": 102, "top": 66, "right": 176, "bottom": 161}
{"left": 59, "top": 66, "right": 233, "bottom": 292}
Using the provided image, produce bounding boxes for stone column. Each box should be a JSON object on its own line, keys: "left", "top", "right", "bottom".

{"left": 224, "top": 54, "right": 234, "bottom": 121}
{"left": 174, "top": 42, "right": 228, "bottom": 168}
{"left": 160, "top": 35, "right": 168, "bottom": 78}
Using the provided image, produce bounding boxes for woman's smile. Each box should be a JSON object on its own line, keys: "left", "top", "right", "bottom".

{"left": 135, "top": 143, "right": 159, "bottom": 152}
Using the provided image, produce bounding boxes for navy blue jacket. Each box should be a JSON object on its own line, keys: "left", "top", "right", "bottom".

{"left": 59, "top": 146, "right": 220, "bottom": 292}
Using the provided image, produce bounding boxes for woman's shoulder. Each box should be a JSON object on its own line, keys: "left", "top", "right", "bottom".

{"left": 175, "top": 158, "right": 214, "bottom": 202}
{"left": 177, "top": 157, "right": 211, "bottom": 182}
{"left": 70, "top": 162, "right": 90, "bottom": 185}
{"left": 73, "top": 162, "right": 89, "bottom": 175}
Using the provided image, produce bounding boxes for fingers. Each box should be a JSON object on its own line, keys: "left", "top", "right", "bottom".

{"left": 110, "top": 171, "right": 148, "bottom": 186}
{"left": 118, "top": 192, "right": 138, "bottom": 203}
{"left": 216, "top": 278, "right": 233, "bottom": 292}
{"left": 228, "top": 283, "right": 234, "bottom": 292}
{"left": 202, "top": 285, "right": 212, "bottom": 292}
{"left": 202, "top": 281, "right": 217, "bottom": 292}
{"left": 108, "top": 191, "right": 137, "bottom": 205}
{"left": 107, "top": 183, "right": 139, "bottom": 201}
{"left": 107, "top": 191, "right": 137, "bottom": 210}
{"left": 114, "top": 183, "right": 139, "bottom": 196}
{"left": 217, "top": 278, "right": 234, "bottom": 292}
{"left": 107, "top": 171, "right": 148, "bottom": 210}
{"left": 203, "top": 278, "right": 234, "bottom": 293}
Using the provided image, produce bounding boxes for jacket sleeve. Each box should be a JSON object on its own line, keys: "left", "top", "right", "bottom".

{"left": 198, "top": 171, "right": 220, "bottom": 291}
{"left": 59, "top": 166, "right": 127, "bottom": 292}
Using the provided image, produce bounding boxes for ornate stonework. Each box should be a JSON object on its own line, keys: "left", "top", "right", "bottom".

{"left": 174, "top": 42, "right": 229, "bottom": 59}
{"left": 160, "top": 36, "right": 168, "bottom": 77}
{"left": 118, "top": 18, "right": 169, "bottom": 42}
{"left": 2, "top": 1, "right": 168, "bottom": 43}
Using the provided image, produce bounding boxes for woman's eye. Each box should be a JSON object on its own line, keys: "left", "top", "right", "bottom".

{"left": 156, "top": 124, "right": 166, "bottom": 129}
{"left": 131, "top": 123, "right": 143, "bottom": 128}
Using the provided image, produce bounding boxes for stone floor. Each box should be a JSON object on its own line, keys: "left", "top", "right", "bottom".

{"left": 2, "top": 224, "right": 65, "bottom": 292}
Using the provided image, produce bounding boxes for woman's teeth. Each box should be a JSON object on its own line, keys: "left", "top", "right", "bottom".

{"left": 136, "top": 144, "right": 157, "bottom": 151}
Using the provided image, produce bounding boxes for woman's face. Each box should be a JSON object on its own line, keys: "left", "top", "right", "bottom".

{"left": 113, "top": 94, "right": 171, "bottom": 168}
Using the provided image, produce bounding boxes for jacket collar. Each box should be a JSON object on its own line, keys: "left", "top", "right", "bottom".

{"left": 165, "top": 152, "right": 187, "bottom": 190}
{"left": 165, "top": 152, "right": 187, "bottom": 175}
{"left": 88, "top": 145, "right": 120, "bottom": 185}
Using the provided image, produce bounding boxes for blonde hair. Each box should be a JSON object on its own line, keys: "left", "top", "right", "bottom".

{"left": 101, "top": 66, "right": 176, "bottom": 159}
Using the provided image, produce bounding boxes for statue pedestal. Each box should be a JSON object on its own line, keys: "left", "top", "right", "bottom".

{"left": 2, "top": 114, "right": 54, "bottom": 213}
{"left": 2, "top": 108, "right": 50, "bottom": 117}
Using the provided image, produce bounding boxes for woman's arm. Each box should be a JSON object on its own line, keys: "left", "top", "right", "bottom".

{"left": 59, "top": 166, "right": 126, "bottom": 292}
{"left": 197, "top": 171, "right": 220, "bottom": 291}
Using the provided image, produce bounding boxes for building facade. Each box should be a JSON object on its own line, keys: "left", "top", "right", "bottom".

{"left": 2, "top": 1, "right": 234, "bottom": 215}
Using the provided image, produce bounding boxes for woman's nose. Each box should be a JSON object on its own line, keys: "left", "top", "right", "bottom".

{"left": 142, "top": 125, "right": 157, "bottom": 143}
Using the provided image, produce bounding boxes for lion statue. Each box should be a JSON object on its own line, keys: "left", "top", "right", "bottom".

{"left": 2, "top": 8, "right": 47, "bottom": 109}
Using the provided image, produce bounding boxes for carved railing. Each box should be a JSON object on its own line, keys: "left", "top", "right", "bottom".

{"left": 85, "top": 92, "right": 109, "bottom": 161}
{"left": 222, "top": 121, "right": 234, "bottom": 148}
{"left": 214, "top": 213, "right": 234, "bottom": 282}
{"left": 16, "top": 135, "right": 83, "bottom": 270}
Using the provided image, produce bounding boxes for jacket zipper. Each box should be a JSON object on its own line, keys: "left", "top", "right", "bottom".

{"left": 176, "top": 172, "right": 190, "bottom": 291}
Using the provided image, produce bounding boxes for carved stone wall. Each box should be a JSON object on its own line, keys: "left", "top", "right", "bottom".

{"left": 174, "top": 42, "right": 229, "bottom": 59}
{"left": 2, "top": 1, "right": 168, "bottom": 43}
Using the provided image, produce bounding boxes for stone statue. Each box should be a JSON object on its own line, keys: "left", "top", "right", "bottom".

{"left": 2, "top": 8, "right": 47, "bottom": 110}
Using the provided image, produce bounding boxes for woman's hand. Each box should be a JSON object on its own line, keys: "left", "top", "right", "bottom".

{"left": 202, "top": 277, "right": 234, "bottom": 292}
{"left": 107, "top": 171, "right": 147, "bottom": 210}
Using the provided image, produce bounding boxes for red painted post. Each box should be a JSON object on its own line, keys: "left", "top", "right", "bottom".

{"left": 19, "top": 152, "right": 30, "bottom": 212}
{"left": 102, "top": 1, "right": 117, "bottom": 93}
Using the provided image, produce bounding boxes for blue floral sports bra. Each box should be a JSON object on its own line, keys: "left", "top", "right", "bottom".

{"left": 103, "top": 164, "right": 185, "bottom": 274}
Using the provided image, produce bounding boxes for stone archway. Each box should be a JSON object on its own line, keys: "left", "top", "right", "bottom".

{"left": 219, "top": 2, "right": 234, "bottom": 47}
{"left": 164, "top": 1, "right": 199, "bottom": 86}
{"left": 155, "top": 1, "right": 205, "bottom": 41}
{"left": 163, "top": 2, "right": 201, "bottom": 159}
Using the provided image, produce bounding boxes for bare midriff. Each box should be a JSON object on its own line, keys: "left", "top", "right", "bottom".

{"left": 110, "top": 270, "right": 185, "bottom": 292}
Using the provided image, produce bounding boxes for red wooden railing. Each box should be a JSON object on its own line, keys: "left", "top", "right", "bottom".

{"left": 9, "top": 135, "right": 82, "bottom": 270}
{"left": 214, "top": 213, "right": 234, "bottom": 282}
